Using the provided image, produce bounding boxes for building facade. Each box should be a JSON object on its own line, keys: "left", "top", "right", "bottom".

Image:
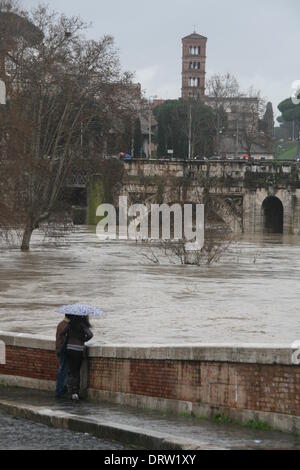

{"left": 181, "top": 32, "right": 207, "bottom": 99}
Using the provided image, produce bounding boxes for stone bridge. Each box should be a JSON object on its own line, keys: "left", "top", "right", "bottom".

{"left": 119, "top": 159, "right": 300, "bottom": 235}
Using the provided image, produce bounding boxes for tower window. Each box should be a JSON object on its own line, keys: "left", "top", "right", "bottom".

{"left": 189, "top": 62, "right": 201, "bottom": 69}
{"left": 189, "top": 77, "right": 200, "bottom": 87}
{"left": 189, "top": 46, "right": 201, "bottom": 55}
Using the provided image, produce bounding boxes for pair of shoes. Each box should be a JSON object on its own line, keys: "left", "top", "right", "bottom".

{"left": 71, "top": 393, "right": 79, "bottom": 401}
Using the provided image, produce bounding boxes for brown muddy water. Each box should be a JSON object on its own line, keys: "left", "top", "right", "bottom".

{"left": 0, "top": 226, "right": 300, "bottom": 345}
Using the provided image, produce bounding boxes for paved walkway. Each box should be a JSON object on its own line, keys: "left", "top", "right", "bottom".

{"left": 0, "top": 387, "right": 300, "bottom": 450}
{"left": 0, "top": 410, "right": 129, "bottom": 450}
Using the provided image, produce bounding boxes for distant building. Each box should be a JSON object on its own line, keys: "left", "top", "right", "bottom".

{"left": 152, "top": 98, "right": 165, "bottom": 109}
{"left": 205, "top": 96, "right": 260, "bottom": 132}
{"left": 181, "top": 32, "right": 207, "bottom": 99}
{"left": 205, "top": 95, "right": 268, "bottom": 156}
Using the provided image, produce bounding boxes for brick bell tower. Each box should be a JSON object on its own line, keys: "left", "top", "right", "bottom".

{"left": 181, "top": 32, "right": 207, "bottom": 99}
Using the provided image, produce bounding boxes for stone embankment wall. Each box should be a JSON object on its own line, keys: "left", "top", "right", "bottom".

{"left": 1, "top": 331, "right": 300, "bottom": 433}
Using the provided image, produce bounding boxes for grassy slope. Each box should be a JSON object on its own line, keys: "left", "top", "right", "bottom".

{"left": 276, "top": 141, "right": 298, "bottom": 160}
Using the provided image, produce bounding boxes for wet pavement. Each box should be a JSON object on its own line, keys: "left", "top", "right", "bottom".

{"left": 0, "top": 387, "right": 300, "bottom": 450}
{"left": 0, "top": 410, "right": 129, "bottom": 450}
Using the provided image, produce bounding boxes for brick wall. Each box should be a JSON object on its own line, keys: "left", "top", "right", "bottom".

{"left": 89, "top": 359, "right": 201, "bottom": 402}
{"left": 0, "top": 332, "right": 300, "bottom": 429}
{"left": 88, "top": 358, "right": 300, "bottom": 416}
{"left": 0, "top": 345, "right": 57, "bottom": 382}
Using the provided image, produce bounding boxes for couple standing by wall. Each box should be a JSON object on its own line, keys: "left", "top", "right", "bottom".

{"left": 55, "top": 314, "right": 93, "bottom": 400}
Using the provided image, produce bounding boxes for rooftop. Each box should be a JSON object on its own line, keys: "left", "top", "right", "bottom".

{"left": 182, "top": 32, "right": 207, "bottom": 40}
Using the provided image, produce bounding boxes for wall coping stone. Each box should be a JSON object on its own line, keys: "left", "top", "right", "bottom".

{"left": 0, "top": 332, "right": 299, "bottom": 365}
{"left": 87, "top": 343, "right": 298, "bottom": 365}
{"left": 0, "top": 331, "right": 56, "bottom": 351}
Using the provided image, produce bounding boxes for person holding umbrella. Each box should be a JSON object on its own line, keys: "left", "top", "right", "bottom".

{"left": 65, "top": 314, "right": 93, "bottom": 400}
{"left": 56, "top": 304, "right": 104, "bottom": 401}
{"left": 55, "top": 315, "right": 71, "bottom": 398}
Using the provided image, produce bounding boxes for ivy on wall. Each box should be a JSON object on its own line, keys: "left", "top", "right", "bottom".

{"left": 87, "top": 159, "right": 124, "bottom": 225}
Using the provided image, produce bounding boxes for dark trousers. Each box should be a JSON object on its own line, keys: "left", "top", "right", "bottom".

{"left": 66, "top": 350, "right": 83, "bottom": 395}
{"left": 56, "top": 352, "right": 69, "bottom": 397}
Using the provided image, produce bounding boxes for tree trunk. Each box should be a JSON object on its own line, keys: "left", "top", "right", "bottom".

{"left": 21, "top": 223, "right": 34, "bottom": 252}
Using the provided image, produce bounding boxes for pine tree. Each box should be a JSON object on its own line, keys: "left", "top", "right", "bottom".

{"left": 262, "top": 102, "right": 274, "bottom": 137}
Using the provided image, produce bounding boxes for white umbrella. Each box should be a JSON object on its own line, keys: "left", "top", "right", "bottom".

{"left": 56, "top": 303, "right": 104, "bottom": 317}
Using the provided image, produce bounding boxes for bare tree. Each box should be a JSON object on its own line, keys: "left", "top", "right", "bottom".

{"left": 206, "top": 73, "right": 240, "bottom": 154}
{"left": 141, "top": 231, "right": 233, "bottom": 267}
{"left": 238, "top": 88, "right": 268, "bottom": 156}
{"left": 0, "top": 3, "right": 134, "bottom": 250}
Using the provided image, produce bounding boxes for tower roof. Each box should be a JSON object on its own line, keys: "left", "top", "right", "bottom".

{"left": 182, "top": 32, "right": 207, "bottom": 40}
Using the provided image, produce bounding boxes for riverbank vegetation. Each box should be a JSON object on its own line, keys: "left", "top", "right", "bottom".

{"left": 0, "top": 1, "right": 136, "bottom": 250}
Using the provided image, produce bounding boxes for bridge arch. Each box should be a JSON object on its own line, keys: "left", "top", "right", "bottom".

{"left": 262, "top": 196, "right": 284, "bottom": 234}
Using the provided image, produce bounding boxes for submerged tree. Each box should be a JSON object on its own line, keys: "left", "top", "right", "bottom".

{"left": 0, "top": 3, "right": 134, "bottom": 250}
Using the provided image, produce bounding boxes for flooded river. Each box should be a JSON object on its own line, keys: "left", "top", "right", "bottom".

{"left": 0, "top": 227, "right": 300, "bottom": 345}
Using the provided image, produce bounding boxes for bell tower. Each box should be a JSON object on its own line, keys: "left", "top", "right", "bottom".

{"left": 181, "top": 32, "right": 207, "bottom": 99}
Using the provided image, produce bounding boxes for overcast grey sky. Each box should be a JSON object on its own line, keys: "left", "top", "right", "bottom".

{"left": 25, "top": 0, "right": 299, "bottom": 120}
